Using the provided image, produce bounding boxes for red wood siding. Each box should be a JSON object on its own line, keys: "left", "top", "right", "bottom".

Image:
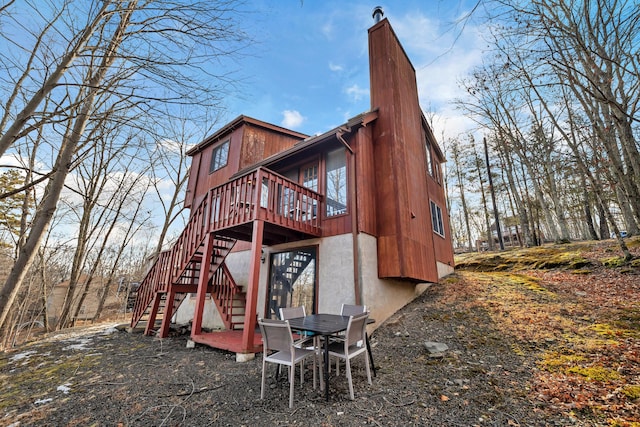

{"left": 186, "top": 121, "right": 305, "bottom": 212}
{"left": 239, "top": 124, "right": 302, "bottom": 170}
{"left": 353, "top": 126, "right": 377, "bottom": 236}
{"left": 368, "top": 19, "right": 445, "bottom": 282}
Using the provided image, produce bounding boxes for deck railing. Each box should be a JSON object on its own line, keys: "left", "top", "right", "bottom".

{"left": 207, "top": 167, "right": 322, "bottom": 236}
{"left": 130, "top": 167, "right": 322, "bottom": 329}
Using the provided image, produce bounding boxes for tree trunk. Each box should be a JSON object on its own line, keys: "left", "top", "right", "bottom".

{"left": 0, "top": 4, "right": 134, "bottom": 334}
{"left": 0, "top": 2, "right": 112, "bottom": 158}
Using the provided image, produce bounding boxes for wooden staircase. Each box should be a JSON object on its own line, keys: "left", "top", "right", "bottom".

{"left": 130, "top": 232, "right": 238, "bottom": 337}
{"left": 129, "top": 168, "right": 323, "bottom": 352}
{"left": 210, "top": 263, "right": 248, "bottom": 330}
{"left": 129, "top": 189, "right": 240, "bottom": 337}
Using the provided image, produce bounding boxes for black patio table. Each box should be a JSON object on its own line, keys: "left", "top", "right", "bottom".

{"left": 286, "top": 313, "right": 376, "bottom": 401}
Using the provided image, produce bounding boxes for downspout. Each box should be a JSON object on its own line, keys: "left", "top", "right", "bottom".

{"left": 336, "top": 129, "right": 362, "bottom": 305}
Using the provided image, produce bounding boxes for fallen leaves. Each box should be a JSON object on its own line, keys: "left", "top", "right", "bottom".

{"left": 455, "top": 237, "right": 640, "bottom": 425}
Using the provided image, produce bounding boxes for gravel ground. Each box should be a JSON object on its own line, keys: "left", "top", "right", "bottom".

{"left": 1, "top": 277, "right": 580, "bottom": 427}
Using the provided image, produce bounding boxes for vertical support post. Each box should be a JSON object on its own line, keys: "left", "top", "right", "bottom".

{"left": 158, "top": 287, "right": 176, "bottom": 338}
{"left": 191, "top": 233, "right": 215, "bottom": 337}
{"left": 241, "top": 219, "right": 264, "bottom": 353}
{"left": 144, "top": 292, "right": 162, "bottom": 336}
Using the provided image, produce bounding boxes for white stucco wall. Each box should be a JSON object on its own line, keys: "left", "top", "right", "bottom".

{"left": 173, "top": 296, "right": 223, "bottom": 328}
{"left": 356, "top": 233, "right": 427, "bottom": 331}
{"left": 175, "top": 232, "right": 451, "bottom": 331}
{"left": 436, "top": 260, "right": 455, "bottom": 278}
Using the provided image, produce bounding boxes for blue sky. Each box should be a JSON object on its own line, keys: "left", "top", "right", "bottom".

{"left": 224, "top": 0, "right": 485, "bottom": 141}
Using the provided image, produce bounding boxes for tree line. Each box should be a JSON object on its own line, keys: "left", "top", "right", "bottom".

{"left": 0, "top": 0, "right": 251, "bottom": 347}
{"left": 446, "top": 0, "right": 638, "bottom": 260}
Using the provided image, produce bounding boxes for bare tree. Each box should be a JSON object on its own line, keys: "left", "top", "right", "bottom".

{"left": 0, "top": 0, "right": 252, "bottom": 337}
{"left": 449, "top": 136, "right": 475, "bottom": 251}
{"left": 146, "top": 112, "right": 220, "bottom": 258}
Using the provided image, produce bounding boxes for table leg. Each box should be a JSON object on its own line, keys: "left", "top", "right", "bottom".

{"left": 365, "top": 333, "right": 377, "bottom": 377}
{"left": 323, "top": 334, "right": 330, "bottom": 401}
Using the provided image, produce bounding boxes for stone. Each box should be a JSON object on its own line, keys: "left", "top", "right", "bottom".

{"left": 236, "top": 352, "right": 255, "bottom": 362}
{"left": 424, "top": 341, "right": 448, "bottom": 354}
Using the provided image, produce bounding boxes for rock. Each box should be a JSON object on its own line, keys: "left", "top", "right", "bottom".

{"left": 424, "top": 341, "right": 448, "bottom": 354}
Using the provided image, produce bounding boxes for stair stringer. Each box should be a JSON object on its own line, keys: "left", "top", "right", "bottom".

{"left": 158, "top": 235, "right": 237, "bottom": 337}
{"left": 130, "top": 193, "right": 211, "bottom": 331}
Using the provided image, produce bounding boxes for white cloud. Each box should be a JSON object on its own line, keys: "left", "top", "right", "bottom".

{"left": 329, "top": 61, "right": 343, "bottom": 72}
{"left": 321, "top": 21, "right": 335, "bottom": 39}
{"left": 156, "top": 138, "right": 185, "bottom": 153}
{"left": 0, "top": 153, "right": 23, "bottom": 168}
{"left": 281, "top": 110, "right": 306, "bottom": 129}
{"left": 345, "top": 84, "right": 369, "bottom": 102}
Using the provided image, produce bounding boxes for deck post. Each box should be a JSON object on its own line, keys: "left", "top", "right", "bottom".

{"left": 240, "top": 219, "right": 264, "bottom": 355}
{"left": 158, "top": 287, "right": 176, "bottom": 338}
{"left": 144, "top": 292, "right": 162, "bottom": 336}
{"left": 191, "top": 233, "right": 215, "bottom": 337}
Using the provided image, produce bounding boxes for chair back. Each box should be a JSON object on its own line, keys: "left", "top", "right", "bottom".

{"left": 345, "top": 312, "right": 368, "bottom": 347}
{"left": 279, "top": 306, "right": 306, "bottom": 320}
{"left": 341, "top": 304, "right": 367, "bottom": 316}
{"left": 259, "top": 318, "right": 293, "bottom": 353}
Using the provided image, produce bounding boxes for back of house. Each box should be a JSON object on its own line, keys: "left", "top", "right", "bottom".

{"left": 130, "top": 10, "right": 454, "bottom": 357}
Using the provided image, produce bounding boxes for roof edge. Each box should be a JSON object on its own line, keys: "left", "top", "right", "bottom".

{"left": 186, "top": 115, "right": 309, "bottom": 156}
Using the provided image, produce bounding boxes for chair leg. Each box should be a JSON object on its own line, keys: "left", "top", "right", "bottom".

{"left": 364, "top": 350, "right": 372, "bottom": 385}
{"left": 289, "top": 365, "right": 295, "bottom": 408}
{"left": 312, "top": 340, "right": 317, "bottom": 390}
{"left": 261, "top": 359, "right": 266, "bottom": 399}
{"left": 345, "top": 357, "right": 354, "bottom": 400}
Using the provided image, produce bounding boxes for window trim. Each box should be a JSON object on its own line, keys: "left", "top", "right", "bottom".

{"left": 430, "top": 200, "right": 445, "bottom": 238}
{"left": 209, "top": 139, "right": 230, "bottom": 174}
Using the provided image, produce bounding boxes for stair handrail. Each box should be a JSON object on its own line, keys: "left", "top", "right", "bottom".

{"left": 210, "top": 262, "right": 245, "bottom": 330}
{"left": 130, "top": 192, "right": 212, "bottom": 328}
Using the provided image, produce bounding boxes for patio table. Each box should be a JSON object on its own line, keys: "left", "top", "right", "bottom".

{"left": 287, "top": 313, "right": 376, "bottom": 401}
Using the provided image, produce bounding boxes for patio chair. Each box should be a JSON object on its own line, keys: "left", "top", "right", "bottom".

{"left": 279, "top": 307, "right": 311, "bottom": 344}
{"left": 279, "top": 306, "right": 320, "bottom": 388}
{"left": 258, "top": 318, "right": 316, "bottom": 408}
{"left": 326, "top": 312, "right": 372, "bottom": 400}
{"left": 330, "top": 304, "right": 367, "bottom": 373}
{"left": 341, "top": 304, "right": 367, "bottom": 316}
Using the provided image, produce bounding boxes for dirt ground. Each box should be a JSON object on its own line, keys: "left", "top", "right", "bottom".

{"left": 2, "top": 241, "right": 638, "bottom": 426}
{"left": 0, "top": 287, "right": 573, "bottom": 426}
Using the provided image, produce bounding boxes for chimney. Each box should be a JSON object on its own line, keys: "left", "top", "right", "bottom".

{"left": 372, "top": 6, "right": 384, "bottom": 24}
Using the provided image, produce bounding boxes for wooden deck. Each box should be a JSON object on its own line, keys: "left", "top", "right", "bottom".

{"left": 190, "top": 329, "right": 263, "bottom": 354}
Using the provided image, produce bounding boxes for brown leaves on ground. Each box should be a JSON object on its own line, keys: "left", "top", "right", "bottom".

{"left": 455, "top": 237, "right": 640, "bottom": 426}
{"left": 0, "top": 237, "right": 638, "bottom": 426}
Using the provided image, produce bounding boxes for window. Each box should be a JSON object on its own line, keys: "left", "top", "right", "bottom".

{"left": 425, "top": 139, "right": 433, "bottom": 177}
{"left": 302, "top": 164, "right": 318, "bottom": 191}
{"left": 209, "top": 140, "right": 229, "bottom": 173}
{"left": 430, "top": 200, "right": 445, "bottom": 237}
{"left": 326, "top": 148, "right": 347, "bottom": 216}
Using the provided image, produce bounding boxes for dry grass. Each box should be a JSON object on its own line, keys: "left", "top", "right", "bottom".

{"left": 454, "top": 237, "right": 640, "bottom": 426}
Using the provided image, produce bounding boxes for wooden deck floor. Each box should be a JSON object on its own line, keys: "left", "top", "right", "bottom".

{"left": 190, "top": 329, "right": 263, "bottom": 354}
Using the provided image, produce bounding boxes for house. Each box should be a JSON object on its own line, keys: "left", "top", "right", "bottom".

{"left": 49, "top": 275, "right": 124, "bottom": 326}
{"left": 130, "top": 10, "right": 454, "bottom": 360}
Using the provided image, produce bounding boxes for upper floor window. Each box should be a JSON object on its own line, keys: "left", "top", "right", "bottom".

{"left": 326, "top": 148, "right": 347, "bottom": 216}
{"left": 425, "top": 139, "right": 433, "bottom": 178}
{"left": 425, "top": 137, "right": 442, "bottom": 184}
{"left": 430, "top": 200, "right": 445, "bottom": 237}
{"left": 209, "top": 140, "right": 230, "bottom": 173}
